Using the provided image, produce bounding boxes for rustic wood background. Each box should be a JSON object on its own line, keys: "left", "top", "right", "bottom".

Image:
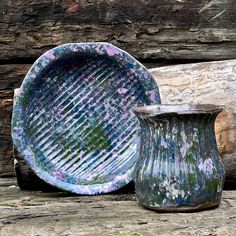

{"left": 0, "top": 0, "right": 236, "bottom": 177}
{"left": 152, "top": 60, "right": 236, "bottom": 184}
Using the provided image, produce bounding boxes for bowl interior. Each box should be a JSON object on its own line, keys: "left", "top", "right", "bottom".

{"left": 23, "top": 53, "right": 149, "bottom": 185}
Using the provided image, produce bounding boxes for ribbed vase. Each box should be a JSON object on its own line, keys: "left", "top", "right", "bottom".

{"left": 133, "top": 104, "right": 225, "bottom": 212}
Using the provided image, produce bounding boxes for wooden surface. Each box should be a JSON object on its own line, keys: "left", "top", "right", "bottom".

{"left": 0, "top": 0, "right": 236, "bottom": 61}
{"left": 0, "top": 178, "right": 236, "bottom": 236}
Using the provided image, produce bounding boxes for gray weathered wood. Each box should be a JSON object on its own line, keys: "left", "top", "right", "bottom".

{"left": 0, "top": 0, "right": 236, "bottom": 61}
{"left": 0, "top": 65, "right": 30, "bottom": 176}
{"left": 0, "top": 177, "right": 236, "bottom": 236}
{"left": 0, "top": 98, "right": 14, "bottom": 177}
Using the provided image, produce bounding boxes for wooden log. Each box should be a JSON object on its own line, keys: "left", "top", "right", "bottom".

{"left": 151, "top": 59, "right": 236, "bottom": 183}
{"left": 0, "top": 0, "right": 236, "bottom": 61}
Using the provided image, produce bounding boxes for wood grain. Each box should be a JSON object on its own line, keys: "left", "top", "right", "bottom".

{"left": 0, "top": 65, "right": 30, "bottom": 176}
{"left": 0, "top": 0, "right": 236, "bottom": 61}
{"left": 0, "top": 178, "right": 236, "bottom": 236}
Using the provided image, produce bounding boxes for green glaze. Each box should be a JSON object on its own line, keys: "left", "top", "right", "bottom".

{"left": 133, "top": 104, "right": 225, "bottom": 212}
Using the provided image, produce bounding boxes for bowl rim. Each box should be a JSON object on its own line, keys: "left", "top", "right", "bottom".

{"left": 11, "top": 42, "right": 161, "bottom": 195}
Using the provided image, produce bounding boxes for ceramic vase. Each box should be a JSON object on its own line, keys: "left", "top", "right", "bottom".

{"left": 133, "top": 104, "right": 225, "bottom": 212}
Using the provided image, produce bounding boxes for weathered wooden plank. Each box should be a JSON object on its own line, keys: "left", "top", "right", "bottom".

{"left": 0, "top": 65, "right": 30, "bottom": 91}
{"left": 0, "top": 98, "right": 14, "bottom": 177}
{"left": 0, "top": 177, "right": 236, "bottom": 236}
{"left": 1, "top": 0, "right": 235, "bottom": 26}
{"left": 0, "top": 0, "right": 236, "bottom": 61}
{"left": 0, "top": 137, "right": 14, "bottom": 177}
{"left": 0, "top": 65, "right": 30, "bottom": 176}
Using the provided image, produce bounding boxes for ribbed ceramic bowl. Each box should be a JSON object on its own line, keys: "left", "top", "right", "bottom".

{"left": 12, "top": 43, "right": 161, "bottom": 194}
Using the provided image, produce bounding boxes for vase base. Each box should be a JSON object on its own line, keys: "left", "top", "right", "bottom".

{"left": 140, "top": 202, "right": 220, "bottom": 213}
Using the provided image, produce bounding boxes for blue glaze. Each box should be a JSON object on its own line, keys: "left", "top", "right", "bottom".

{"left": 133, "top": 104, "right": 225, "bottom": 212}
{"left": 11, "top": 43, "right": 160, "bottom": 195}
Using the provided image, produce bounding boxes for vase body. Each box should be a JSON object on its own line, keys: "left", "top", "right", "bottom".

{"left": 133, "top": 104, "right": 225, "bottom": 212}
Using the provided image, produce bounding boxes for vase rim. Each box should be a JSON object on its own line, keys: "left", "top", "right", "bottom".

{"left": 132, "top": 103, "right": 224, "bottom": 116}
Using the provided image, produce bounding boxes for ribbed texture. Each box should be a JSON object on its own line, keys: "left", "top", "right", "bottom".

{"left": 12, "top": 43, "right": 161, "bottom": 195}
{"left": 24, "top": 57, "right": 147, "bottom": 185}
{"left": 134, "top": 112, "right": 225, "bottom": 209}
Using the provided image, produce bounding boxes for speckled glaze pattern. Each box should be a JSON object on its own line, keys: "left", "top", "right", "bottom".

{"left": 133, "top": 104, "right": 225, "bottom": 212}
{"left": 12, "top": 43, "right": 160, "bottom": 195}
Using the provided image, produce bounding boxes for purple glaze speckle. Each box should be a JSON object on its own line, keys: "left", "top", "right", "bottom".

{"left": 133, "top": 104, "right": 225, "bottom": 211}
{"left": 12, "top": 42, "right": 161, "bottom": 195}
